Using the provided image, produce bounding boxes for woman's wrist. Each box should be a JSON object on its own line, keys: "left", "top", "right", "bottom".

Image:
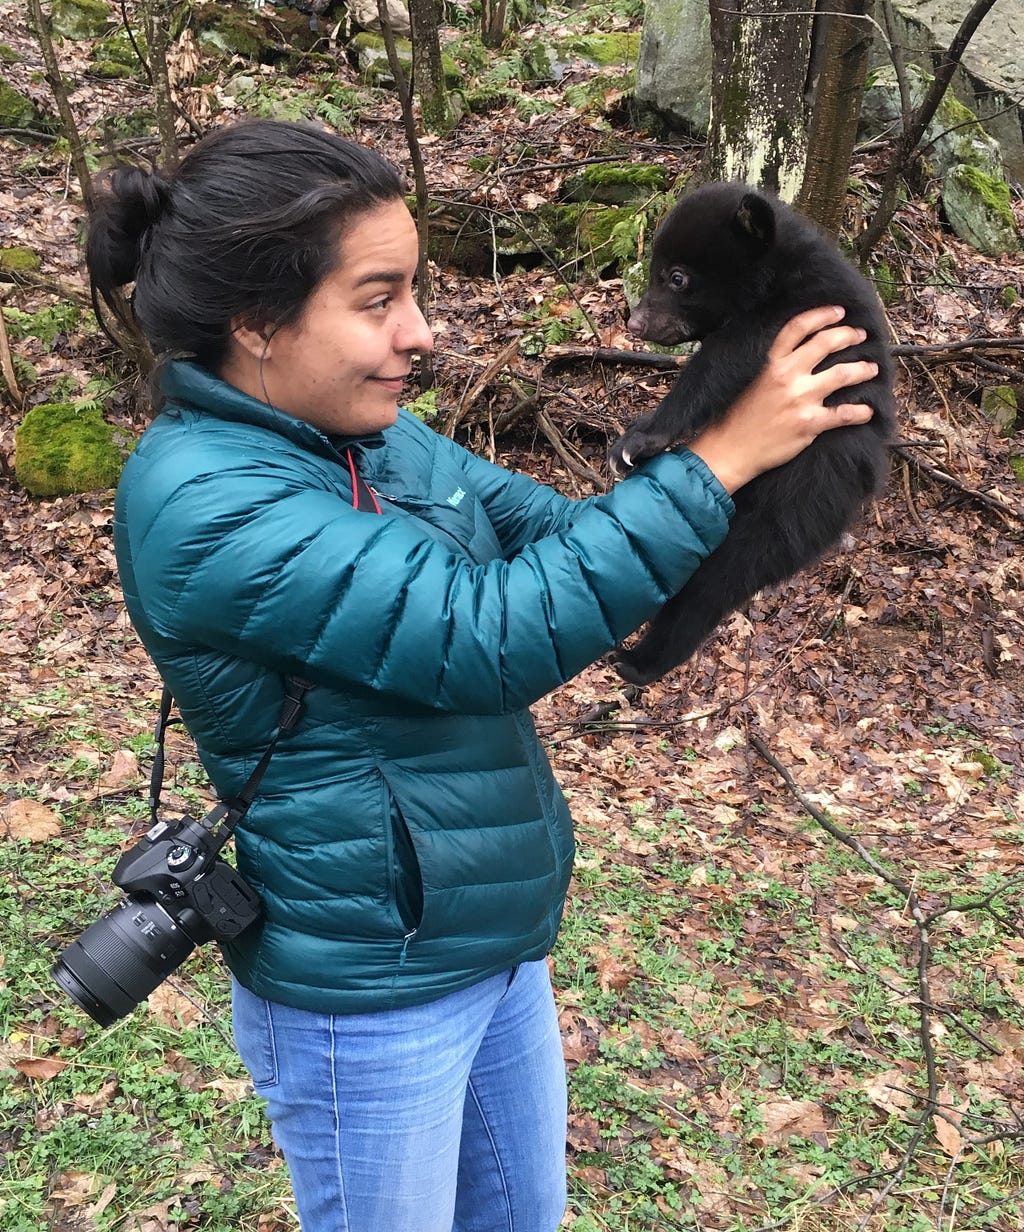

{"left": 687, "top": 427, "right": 754, "bottom": 495}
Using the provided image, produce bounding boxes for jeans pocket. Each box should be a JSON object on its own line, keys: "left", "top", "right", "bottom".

{"left": 232, "top": 981, "right": 279, "bottom": 1090}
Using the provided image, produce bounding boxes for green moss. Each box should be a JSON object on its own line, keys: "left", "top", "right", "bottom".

{"left": 50, "top": 0, "right": 112, "bottom": 40}
{"left": 90, "top": 59, "right": 134, "bottom": 79}
{"left": 0, "top": 79, "right": 52, "bottom": 133}
{"left": 558, "top": 32, "right": 640, "bottom": 67}
{"left": 564, "top": 161, "right": 668, "bottom": 204}
{"left": 465, "top": 84, "right": 510, "bottom": 112}
{"left": 1010, "top": 456, "right": 1024, "bottom": 483}
{"left": 0, "top": 246, "right": 41, "bottom": 273}
{"left": 15, "top": 402, "right": 126, "bottom": 498}
{"left": 99, "top": 106, "right": 156, "bottom": 141}
{"left": 91, "top": 29, "right": 146, "bottom": 70}
{"left": 980, "top": 385, "right": 1018, "bottom": 436}
{"left": 0, "top": 43, "right": 21, "bottom": 63}
{"left": 943, "top": 164, "right": 1021, "bottom": 256}
{"left": 192, "top": 3, "right": 264, "bottom": 59}
{"left": 871, "top": 261, "right": 899, "bottom": 305}
{"left": 954, "top": 165, "right": 1015, "bottom": 220}
{"left": 1004, "top": 286, "right": 1019, "bottom": 308}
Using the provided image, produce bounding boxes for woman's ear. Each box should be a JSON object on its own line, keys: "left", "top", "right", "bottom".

{"left": 229, "top": 317, "right": 276, "bottom": 361}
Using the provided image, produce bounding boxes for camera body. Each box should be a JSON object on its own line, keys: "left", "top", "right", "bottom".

{"left": 52, "top": 813, "right": 261, "bottom": 1027}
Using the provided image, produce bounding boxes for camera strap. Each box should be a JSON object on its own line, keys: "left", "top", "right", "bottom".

{"left": 148, "top": 675, "right": 312, "bottom": 836}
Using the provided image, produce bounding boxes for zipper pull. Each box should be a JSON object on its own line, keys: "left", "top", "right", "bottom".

{"left": 399, "top": 929, "right": 417, "bottom": 968}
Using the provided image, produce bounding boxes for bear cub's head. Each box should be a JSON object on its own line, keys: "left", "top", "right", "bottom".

{"left": 628, "top": 183, "right": 778, "bottom": 347}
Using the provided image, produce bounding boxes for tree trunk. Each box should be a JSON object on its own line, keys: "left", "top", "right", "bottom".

{"left": 703, "top": 0, "right": 812, "bottom": 200}
{"left": 140, "top": 0, "right": 179, "bottom": 167}
{"left": 409, "top": 0, "right": 453, "bottom": 135}
{"left": 26, "top": 0, "right": 94, "bottom": 207}
{"left": 797, "top": 0, "right": 873, "bottom": 235}
{"left": 481, "top": 0, "right": 507, "bottom": 49}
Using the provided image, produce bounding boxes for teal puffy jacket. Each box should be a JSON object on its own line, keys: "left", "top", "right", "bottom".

{"left": 113, "top": 360, "right": 734, "bottom": 1012}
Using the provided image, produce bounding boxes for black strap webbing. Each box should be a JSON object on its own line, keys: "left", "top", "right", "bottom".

{"left": 149, "top": 676, "right": 312, "bottom": 830}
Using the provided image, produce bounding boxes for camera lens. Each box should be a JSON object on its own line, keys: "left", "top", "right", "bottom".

{"left": 52, "top": 896, "right": 197, "bottom": 1027}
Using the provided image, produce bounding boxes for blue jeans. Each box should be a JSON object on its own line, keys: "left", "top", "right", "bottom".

{"left": 231, "top": 960, "right": 568, "bottom": 1231}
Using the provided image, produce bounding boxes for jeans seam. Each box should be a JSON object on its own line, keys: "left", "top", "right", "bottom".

{"left": 466, "top": 1077, "right": 513, "bottom": 1232}
{"left": 329, "top": 1015, "right": 351, "bottom": 1230}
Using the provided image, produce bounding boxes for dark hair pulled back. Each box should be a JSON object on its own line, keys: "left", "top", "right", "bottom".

{"left": 86, "top": 120, "right": 405, "bottom": 370}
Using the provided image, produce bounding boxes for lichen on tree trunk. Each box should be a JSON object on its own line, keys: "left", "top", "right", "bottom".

{"left": 703, "top": 0, "right": 812, "bottom": 199}
{"left": 409, "top": 0, "right": 453, "bottom": 135}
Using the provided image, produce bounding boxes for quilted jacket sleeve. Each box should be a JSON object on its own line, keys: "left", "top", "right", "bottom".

{"left": 120, "top": 431, "right": 732, "bottom": 716}
{"left": 440, "top": 439, "right": 580, "bottom": 556}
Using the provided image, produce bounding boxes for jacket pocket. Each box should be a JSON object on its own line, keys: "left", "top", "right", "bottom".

{"left": 386, "top": 798, "right": 424, "bottom": 934}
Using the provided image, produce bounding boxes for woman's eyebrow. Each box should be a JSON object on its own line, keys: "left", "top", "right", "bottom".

{"left": 353, "top": 270, "right": 407, "bottom": 288}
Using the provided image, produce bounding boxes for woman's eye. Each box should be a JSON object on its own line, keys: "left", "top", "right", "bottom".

{"left": 369, "top": 295, "right": 392, "bottom": 311}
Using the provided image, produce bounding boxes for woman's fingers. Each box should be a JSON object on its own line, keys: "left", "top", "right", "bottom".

{"left": 813, "top": 357, "right": 880, "bottom": 401}
{"left": 767, "top": 305, "right": 846, "bottom": 358}
{"left": 824, "top": 401, "right": 876, "bottom": 427}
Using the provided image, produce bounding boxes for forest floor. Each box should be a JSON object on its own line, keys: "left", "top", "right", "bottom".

{"left": 1, "top": 2, "right": 1024, "bottom": 1230}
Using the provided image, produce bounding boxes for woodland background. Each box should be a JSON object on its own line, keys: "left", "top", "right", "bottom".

{"left": 0, "top": 0, "right": 1023, "bottom": 1230}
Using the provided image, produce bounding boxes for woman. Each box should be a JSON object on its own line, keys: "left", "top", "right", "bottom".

{"left": 87, "top": 119, "right": 877, "bottom": 1232}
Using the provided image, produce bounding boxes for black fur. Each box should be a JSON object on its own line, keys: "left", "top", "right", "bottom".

{"left": 609, "top": 183, "right": 895, "bottom": 685}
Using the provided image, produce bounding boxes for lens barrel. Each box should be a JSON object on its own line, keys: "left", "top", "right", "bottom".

{"left": 52, "top": 896, "right": 197, "bottom": 1027}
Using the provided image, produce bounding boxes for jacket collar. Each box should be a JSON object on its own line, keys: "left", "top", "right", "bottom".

{"left": 160, "top": 360, "right": 386, "bottom": 461}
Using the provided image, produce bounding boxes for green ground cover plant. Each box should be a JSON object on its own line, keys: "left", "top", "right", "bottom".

{"left": 2, "top": 0, "right": 1023, "bottom": 1227}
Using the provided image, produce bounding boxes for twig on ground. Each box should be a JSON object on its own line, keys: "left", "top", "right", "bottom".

{"left": 894, "top": 444, "right": 1022, "bottom": 521}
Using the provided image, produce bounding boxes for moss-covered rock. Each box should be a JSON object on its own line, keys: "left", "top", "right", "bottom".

{"left": 1010, "top": 456, "right": 1024, "bottom": 483}
{"left": 192, "top": 1, "right": 324, "bottom": 60}
{"left": 50, "top": 0, "right": 112, "bottom": 40}
{"left": 942, "top": 164, "right": 1021, "bottom": 257}
{"left": 0, "top": 42, "right": 21, "bottom": 63}
{"left": 557, "top": 32, "right": 640, "bottom": 68}
{"left": 0, "top": 246, "right": 42, "bottom": 274}
{"left": 860, "top": 64, "right": 1004, "bottom": 182}
{"left": 518, "top": 31, "right": 640, "bottom": 84}
{"left": 351, "top": 32, "right": 463, "bottom": 89}
{"left": 563, "top": 161, "right": 668, "bottom": 205}
{"left": 980, "top": 385, "right": 1018, "bottom": 436}
{"left": 90, "top": 59, "right": 134, "bottom": 79}
{"left": 0, "top": 77, "right": 54, "bottom": 134}
{"left": 15, "top": 402, "right": 126, "bottom": 498}
{"left": 192, "top": 3, "right": 263, "bottom": 59}
{"left": 90, "top": 28, "right": 146, "bottom": 77}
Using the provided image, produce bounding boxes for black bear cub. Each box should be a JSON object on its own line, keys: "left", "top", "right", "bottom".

{"left": 609, "top": 182, "right": 895, "bottom": 686}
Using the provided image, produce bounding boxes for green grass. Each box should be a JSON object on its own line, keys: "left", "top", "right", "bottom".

{"left": 4, "top": 701, "right": 1023, "bottom": 1232}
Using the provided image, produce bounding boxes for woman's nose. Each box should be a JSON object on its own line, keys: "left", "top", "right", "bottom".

{"left": 399, "top": 302, "right": 435, "bottom": 355}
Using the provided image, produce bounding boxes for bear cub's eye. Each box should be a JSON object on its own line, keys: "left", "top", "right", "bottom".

{"left": 669, "top": 270, "right": 689, "bottom": 290}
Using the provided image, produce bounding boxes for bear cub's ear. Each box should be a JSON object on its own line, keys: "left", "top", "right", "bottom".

{"left": 734, "top": 192, "right": 776, "bottom": 250}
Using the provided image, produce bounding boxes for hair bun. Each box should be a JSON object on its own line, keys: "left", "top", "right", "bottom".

{"left": 87, "top": 164, "right": 173, "bottom": 293}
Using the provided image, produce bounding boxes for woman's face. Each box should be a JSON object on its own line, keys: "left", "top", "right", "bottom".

{"left": 227, "top": 198, "right": 434, "bottom": 437}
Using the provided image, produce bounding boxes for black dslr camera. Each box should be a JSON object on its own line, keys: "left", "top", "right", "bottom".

{"left": 52, "top": 808, "right": 261, "bottom": 1027}
{"left": 53, "top": 678, "right": 309, "bottom": 1027}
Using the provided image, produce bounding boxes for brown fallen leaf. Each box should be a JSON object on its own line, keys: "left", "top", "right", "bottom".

{"left": 99, "top": 747, "right": 139, "bottom": 788}
{"left": 860, "top": 1069, "right": 916, "bottom": 1118}
{"left": 145, "top": 983, "right": 201, "bottom": 1027}
{"left": 15, "top": 1055, "right": 69, "bottom": 1081}
{"left": 1, "top": 797, "right": 62, "bottom": 841}
{"left": 934, "top": 1083, "right": 969, "bottom": 1158}
{"left": 753, "top": 1096, "right": 830, "bottom": 1146}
